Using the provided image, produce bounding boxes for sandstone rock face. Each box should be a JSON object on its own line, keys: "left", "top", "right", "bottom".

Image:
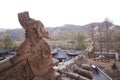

{"left": 0, "top": 12, "right": 59, "bottom": 80}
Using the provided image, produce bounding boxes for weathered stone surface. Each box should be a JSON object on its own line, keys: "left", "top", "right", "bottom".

{"left": 87, "top": 42, "right": 95, "bottom": 58}
{"left": 0, "top": 11, "right": 93, "bottom": 80}
{"left": 0, "top": 11, "right": 59, "bottom": 80}
{"left": 57, "top": 55, "right": 93, "bottom": 80}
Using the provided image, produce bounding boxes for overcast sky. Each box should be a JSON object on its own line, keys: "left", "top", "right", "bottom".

{"left": 0, "top": 0, "right": 120, "bottom": 29}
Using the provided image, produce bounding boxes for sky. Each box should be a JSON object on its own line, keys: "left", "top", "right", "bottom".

{"left": 0, "top": 0, "right": 120, "bottom": 29}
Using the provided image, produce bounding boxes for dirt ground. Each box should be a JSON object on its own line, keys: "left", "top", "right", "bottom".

{"left": 86, "top": 58, "right": 120, "bottom": 80}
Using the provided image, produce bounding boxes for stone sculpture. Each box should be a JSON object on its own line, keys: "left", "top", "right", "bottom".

{"left": 0, "top": 11, "right": 59, "bottom": 80}
{"left": 0, "top": 11, "right": 93, "bottom": 80}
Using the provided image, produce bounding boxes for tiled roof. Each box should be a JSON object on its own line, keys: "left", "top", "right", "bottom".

{"left": 54, "top": 51, "right": 68, "bottom": 59}
{"left": 66, "top": 49, "right": 80, "bottom": 56}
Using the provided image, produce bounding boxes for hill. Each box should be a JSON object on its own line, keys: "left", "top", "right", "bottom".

{"left": 0, "top": 21, "right": 119, "bottom": 41}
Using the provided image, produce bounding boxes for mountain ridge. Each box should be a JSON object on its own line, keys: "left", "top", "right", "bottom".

{"left": 0, "top": 21, "right": 119, "bottom": 41}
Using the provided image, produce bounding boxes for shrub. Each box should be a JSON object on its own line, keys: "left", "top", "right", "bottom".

{"left": 111, "top": 63, "right": 118, "bottom": 70}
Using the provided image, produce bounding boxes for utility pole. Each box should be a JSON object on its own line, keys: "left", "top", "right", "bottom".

{"left": 99, "top": 27, "right": 103, "bottom": 61}
{"left": 106, "top": 21, "right": 109, "bottom": 61}
{"left": 91, "top": 26, "right": 95, "bottom": 60}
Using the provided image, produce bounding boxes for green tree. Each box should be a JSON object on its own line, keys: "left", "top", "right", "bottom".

{"left": 115, "top": 32, "right": 120, "bottom": 41}
{"left": 1, "top": 34, "right": 14, "bottom": 49}
{"left": 113, "top": 31, "right": 120, "bottom": 52}
{"left": 111, "top": 63, "right": 118, "bottom": 71}
{"left": 75, "top": 32, "right": 86, "bottom": 50}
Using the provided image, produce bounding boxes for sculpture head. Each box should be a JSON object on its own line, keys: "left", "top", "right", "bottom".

{"left": 18, "top": 11, "right": 49, "bottom": 39}
{"left": 35, "top": 20, "right": 49, "bottom": 39}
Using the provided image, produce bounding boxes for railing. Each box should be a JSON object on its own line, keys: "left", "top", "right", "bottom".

{"left": 78, "top": 50, "right": 113, "bottom": 80}
{"left": 97, "top": 67, "right": 112, "bottom": 80}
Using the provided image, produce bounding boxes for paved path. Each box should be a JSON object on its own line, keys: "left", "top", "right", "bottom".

{"left": 92, "top": 70, "right": 112, "bottom": 80}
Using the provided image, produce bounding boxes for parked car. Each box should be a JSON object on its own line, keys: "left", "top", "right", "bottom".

{"left": 90, "top": 64, "right": 99, "bottom": 74}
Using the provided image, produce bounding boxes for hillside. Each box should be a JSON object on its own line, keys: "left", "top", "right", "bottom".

{"left": 0, "top": 21, "right": 119, "bottom": 41}
{"left": 46, "top": 24, "right": 87, "bottom": 32}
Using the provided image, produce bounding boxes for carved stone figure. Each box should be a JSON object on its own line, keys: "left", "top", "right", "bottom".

{"left": 87, "top": 42, "right": 95, "bottom": 58}
{"left": 0, "top": 11, "right": 94, "bottom": 80}
{"left": 0, "top": 11, "right": 59, "bottom": 80}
